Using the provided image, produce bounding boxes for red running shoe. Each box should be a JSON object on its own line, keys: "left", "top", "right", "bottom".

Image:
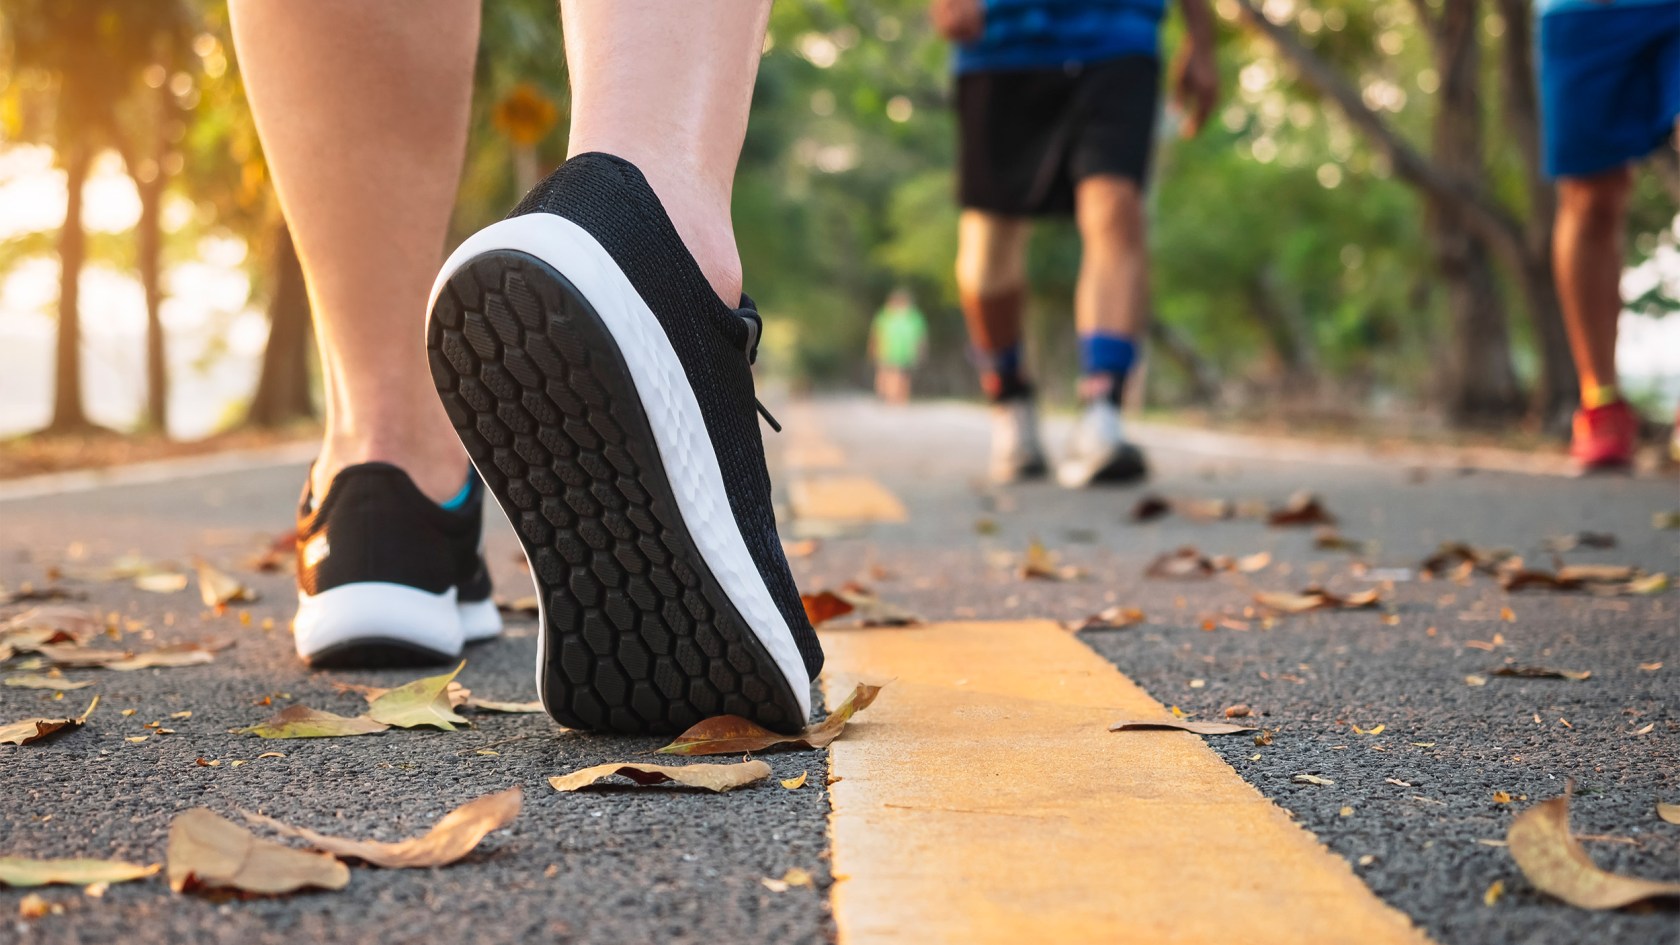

{"left": 1570, "top": 400, "right": 1636, "bottom": 471}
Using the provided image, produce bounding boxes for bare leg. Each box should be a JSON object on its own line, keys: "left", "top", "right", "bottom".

{"left": 1074, "top": 176, "right": 1150, "bottom": 338}
{"left": 231, "top": 1, "right": 479, "bottom": 502}
{"left": 1554, "top": 167, "right": 1632, "bottom": 402}
{"left": 955, "top": 210, "right": 1031, "bottom": 397}
{"left": 562, "top": 1, "right": 773, "bottom": 305}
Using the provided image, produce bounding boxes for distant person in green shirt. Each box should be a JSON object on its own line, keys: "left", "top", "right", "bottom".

{"left": 869, "top": 289, "right": 929, "bottom": 405}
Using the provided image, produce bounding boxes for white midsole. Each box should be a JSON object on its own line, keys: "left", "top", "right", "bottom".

{"left": 458, "top": 597, "right": 503, "bottom": 643}
{"left": 293, "top": 583, "right": 461, "bottom": 660}
{"left": 427, "top": 213, "right": 812, "bottom": 721}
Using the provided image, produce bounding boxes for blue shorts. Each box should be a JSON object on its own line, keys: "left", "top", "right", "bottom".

{"left": 1539, "top": 2, "right": 1680, "bottom": 178}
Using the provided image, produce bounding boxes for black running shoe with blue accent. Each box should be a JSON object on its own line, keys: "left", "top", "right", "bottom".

{"left": 293, "top": 463, "right": 500, "bottom": 667}
{"left": 425, "top": 153, "right": 822, "bottom": 735}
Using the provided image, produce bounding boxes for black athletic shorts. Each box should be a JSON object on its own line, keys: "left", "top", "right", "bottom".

{"left": 957, "top": 54, "right": 1161, "bottom": 216}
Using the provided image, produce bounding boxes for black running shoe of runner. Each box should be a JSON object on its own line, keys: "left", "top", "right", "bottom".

{"left": 425, "top": 152, "right": 822, "bottom": 735}
{"left": 293, "top": 462, "right": 500, "bottom": 667}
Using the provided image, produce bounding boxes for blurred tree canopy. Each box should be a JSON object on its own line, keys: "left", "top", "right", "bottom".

{"left": 2, "top": 0, "right": 1674, "bottom": 440}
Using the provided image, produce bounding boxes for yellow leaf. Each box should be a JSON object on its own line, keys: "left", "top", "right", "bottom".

{"left": 167, "top": 809, "right": 348, "bottom": 895}
{"left": 235, "top": 705, "right": 388, "bottom": 739}
{"left": 366, "top": 662, "right": 471, "bottom": 730}
{"left": 1657, "top": 802, "right": 1680, "bottom": 825}
{"left": 241, "top": 787, "right": 521, "bottom": 868}
{"left": 192, "top": 558, "right": 257, "bottom": 610}
{"left": 3, "top": 674, "right": 92, "bottom": 691}
{"left": 0, "top": 857, "right": 158, "bottom": 888}
{"left": 548, "top": 760, "right": 771, "bottom": 794}
{"left": 781, "top": 771, "right": 809, "bottom": 790}
{"left": 1484, "top": 879, "right": 1504, "bottom": 907}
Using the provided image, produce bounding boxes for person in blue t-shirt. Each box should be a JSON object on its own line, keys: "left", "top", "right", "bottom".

{"left": 1536, "top": 0, "right": 1680, "bottom": 470}
{"left": 933, "top": 0, "right": 1217, "bottom": 488}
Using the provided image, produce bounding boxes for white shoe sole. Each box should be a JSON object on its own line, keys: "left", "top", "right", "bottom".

{"left": 293, "top": 583, "right": 461, "bottom": 666}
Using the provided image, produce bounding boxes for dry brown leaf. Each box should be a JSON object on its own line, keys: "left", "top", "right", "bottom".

{"left": 1507, "top": 793, "right": 1680, "bottom": 909}
{"left": 803, "top": 585, "right": 919, "bottom": 628}
{"left": 799, "top": 590, "right": 855, "bottom": 627}
{"left": 1313, "top": 529, "right": 1370, "bottom": 554}
{"left": 167, "top": 808, "right": 348, "bottom": 895}
{"left": 1255, "top": 586, "right": 1382, "bottom": 615}
{"left": 1491, "top": 666, "right": 1592, "bottom": 682}
{"left": 1108, "top": 719, "right": 1257, "bottom": 735}
{"left": 549, "top": 760, "right": 771, "bottom": 793}
{"left": 192, "top": 558, "right": 257, "bottom": 612}
{"left": 463, "top": 698, "right": 544, "bottom": 714}
{"left": 1017, "top": 539, "right": 1085, "bottom": 581}
{"left": 1129, "top": 494, "right": 1171, "bottom": 522}
{"left": 243, "top": 530, "right": 297, "bottom": 574}
{"left": 1224, "top": 704, "right": 1252, "bottom": 718}
{"left": 1421, "top": 542, "right": 1514, "bottom": 578}
{"left": 1541, "top": 531, "right": 1617, "bottom": 553}
{"left": 133, "top": 572, "right": 190, "bottom": 594}
{"left": 1267, "top": 491, "right": 1337, "bottom": 527}
{"left": 1145, "top": 547, "right": 1216, "bottom": 580}
{"left": 1236, "top": 551, "right": 1272, "bottom": 573}
{"left": 761, "top": 867, "right": 815, "bottom": 892}
{"left": 241, "top": 787, "right": 520, "bottom": 868}
{"left": 0, "top": 697, "right": 98, "bottom": 746}
{"left": 103, "top": 643, "right": 221, "bottom": 672}
{"left": 1657, "top": 803, "right": 1680, "bottom": 825}
{"left": 0, "top": 857, "right": 159, "bottom": 888}
{"left": 235, "top": 705, "right": 389, "bottom": 739}
{"left": 657, "top": 683, "right": 882, "bottom": 755}
{"left": 3, "top": 673, "right": 92, "bottom": 691}
{"left": 1068, "top": 605, "right": 1146, "bottom": 632}
{"left": 1293, "top": 774, "right": 1335, "bottom": 786}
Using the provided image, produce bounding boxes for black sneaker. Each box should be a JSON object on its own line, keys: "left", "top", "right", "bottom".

{"left": 425, "top": 153, "right": 821, "bottom": 735}
{"left": 293, "top": 463, "right": 501, "bottom": 667}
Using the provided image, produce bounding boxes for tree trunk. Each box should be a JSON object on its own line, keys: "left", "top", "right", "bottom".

{"left": 136, "top": 141, "right": 169, "bottom": 435}
{"left": 1496, "top": 0, "right": 1576, "bottom": 428}
{"left": 1429, "top": 0, "right": 1523, "bottom": 424}
{"left": 49, "top": 143, "right": 93, "bottom": 433}
{"left": 246, "top": 220, "right": 317, "bottom": 427}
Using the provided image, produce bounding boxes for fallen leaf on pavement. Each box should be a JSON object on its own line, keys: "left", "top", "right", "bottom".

{"left": 1129, "top": 494, "right": 1171, "bottom": 522}
{"left": 1019, "top": 539, "right": 1084, "bottom": 581}
{"left": 761, "top": 867, "right": 815, "bottom": 892}
{"left": 1541, "top": 531, "right": 1617, "bottom": 553}
{"left": 1421, "top": 542, "right": 1515, "bottom": 578}
{"left": 549, "top": 760, "right": 771, "bottom": 793}
{"left": 0, "top": 697, "right": 98, "bottom": 746}
{"left": 800, "top": 590, "right": 855, "bottom": 627}
{"left": 241, "top": 787, "right": 520, "bottom": 868}
{"left": 103, "top": 643, "right": 221, "bottom": 671}
{"left": 1490, "top": 666, "right": 1591, "bottom": 681}
{"left": 133, "top": 572, "right": 190, "bottom": 594}
{"left": 337, "top": 678, "right": 473, "bottom": 709}
{"left": 1224, "top": 704, "right": 1252, "bottom": 718}
{"left": 1267, "top": 491, "right": 1337, "bottom": 527}
{"left": 1313, "top": 529, "right": 1371, "bottom": 554}
{"left": 3, "top": 673, "right": 92, "bottom": 690}
{"left": 802, "top": 584, "right": 919, "bottom": 628}
{"left": 1255, "top": 586, "right": 1382, "bottom": 614}
{"left": 1067, "top": 605, "right": 1146, "bottom": 632}
{"left": 656, "top": 683, "right": 882, "bottom": 755}
{"left": 235, "top": 705, "right": 389, "bottom": 739}
{"left": 366, "top": 662, "right": 471, "bottom": 730}
{"left": 463, "top": 698, "right": 544, "bottom": 714}
{"left": 781, "top": 771, "right": 808, "bottom": 790}
{"left": 167, "top": 808, "right": 349, "bottom": 895}
{"left": 1657, "top": 803, "right": 1680, "bottom": 825}
{"left": 0, "top": 585, "right": 84, "bottom": 605}
{"left": 242, "top": 530, "right": 297, "bottom": 573}
{"left": 0, "top": 857, "right": 159, "bottom": 888}
{"left": 1236, "top": 551, "right": 1272, "bottom": 573}
{"left": 1108, "top": 719, "right": 1257, "bottom": 735}
{"left": 1293, "top": 774, "right": 1335, "bottom": 786}
{"left": 1145, "top": 547, "right": 1216, "bottom": 580}
{"left": 192, "top": 558, "right": 257, "bottom": 612}
{"left": 1507, "top": 792, "right": 1680, "bottom": 909}
{"left": 1654, "top": 511, "right": 1680, "bottom": 530}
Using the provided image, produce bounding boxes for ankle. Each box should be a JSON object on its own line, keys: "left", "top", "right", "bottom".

{"left": 314, "top": 431, "right": 467, "bottom": 505}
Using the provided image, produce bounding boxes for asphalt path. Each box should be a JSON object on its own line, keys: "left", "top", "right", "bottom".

{"left": 2, "top": 395, "right": 1677, "bottom": 944}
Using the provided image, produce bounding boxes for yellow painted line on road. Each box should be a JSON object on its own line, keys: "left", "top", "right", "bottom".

{"left": 789, "top": 475, "right": 908, "bottom": 524}
{"left": 822, "top": 621, "right": 1435, "bottom": 945}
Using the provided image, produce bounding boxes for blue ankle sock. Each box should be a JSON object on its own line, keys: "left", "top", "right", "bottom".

{"left": 1079, "top": 333, "right": 1136, "bottom": 404}
{"left": 439, "top": 473, "right": 475, "bottom": 511}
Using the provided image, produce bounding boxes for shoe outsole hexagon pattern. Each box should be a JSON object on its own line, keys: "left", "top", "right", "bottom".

{"left": 427, "top": 250, "right": 804, "bottom": 735}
